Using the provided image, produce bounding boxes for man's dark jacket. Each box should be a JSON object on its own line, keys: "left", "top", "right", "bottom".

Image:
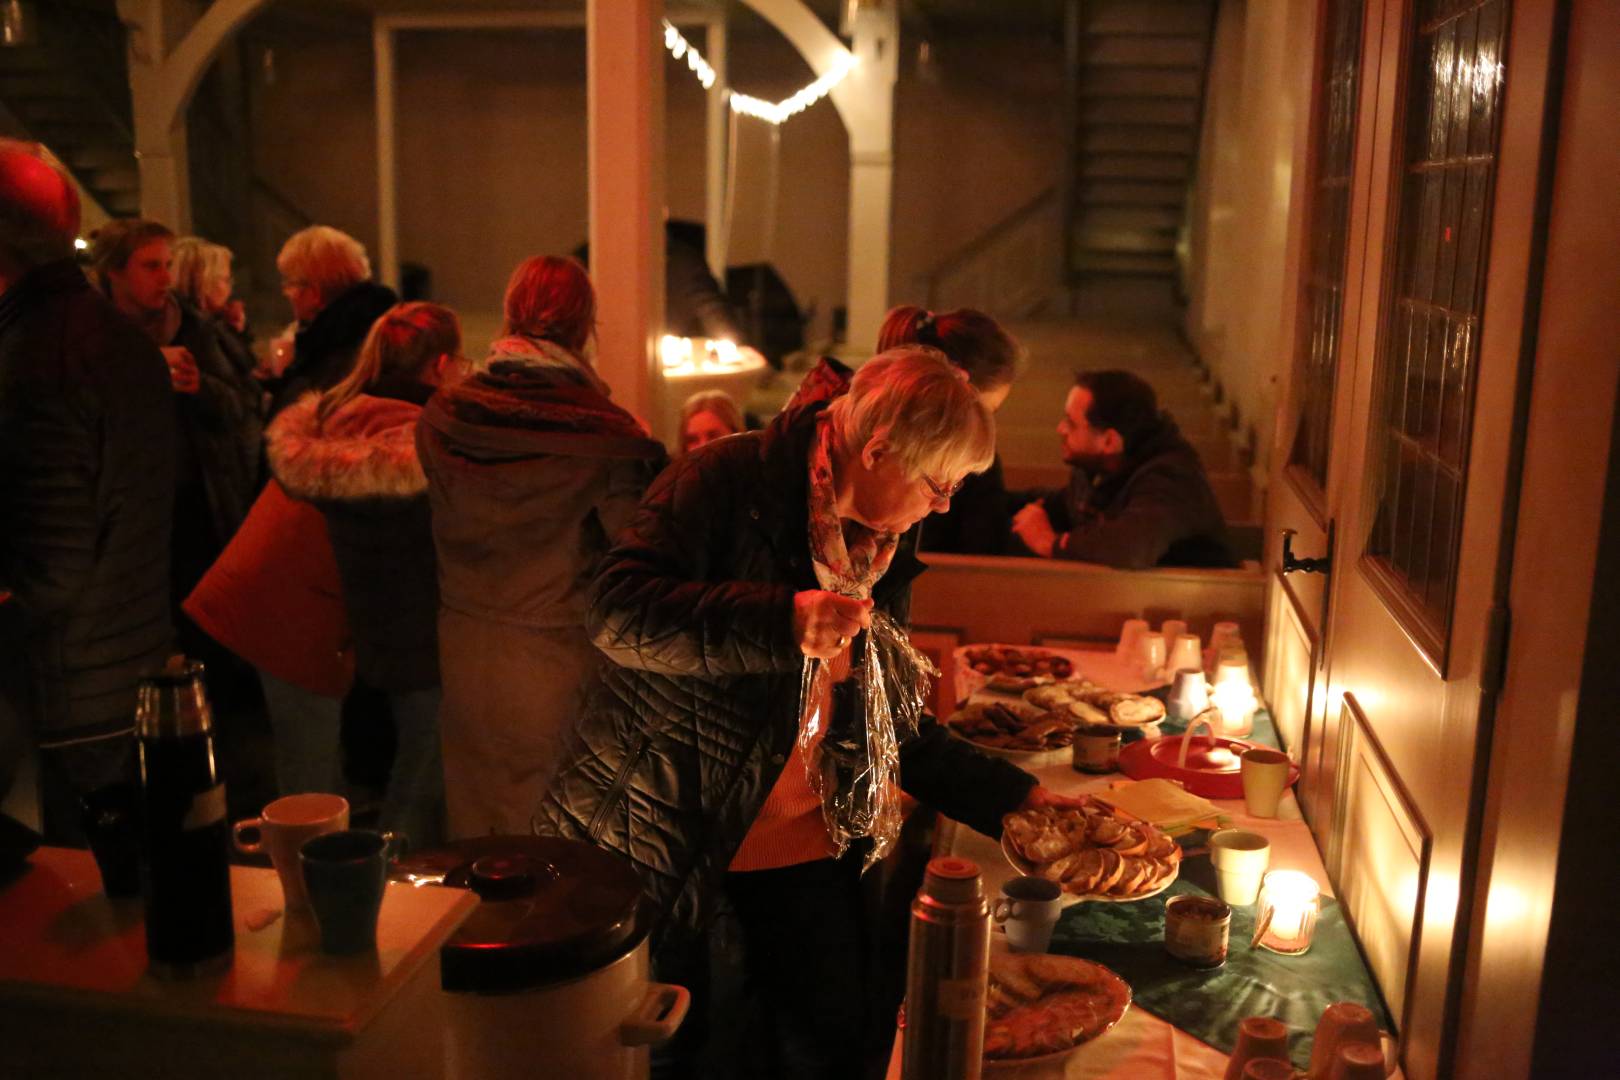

{"left": 266, "top": 280, "right": 397, "bottom": 419}
{"left": 1039, "top": 414, "right": 1237, "bottom": 569}
{"left": 0, "top": 260, "right": 176, "bottom": 752}
{"left": 533, "top": 401, "right": 1036, "bottom": 973}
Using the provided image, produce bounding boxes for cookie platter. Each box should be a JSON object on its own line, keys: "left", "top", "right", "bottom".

{"left": 1001, "top": 798, "right": 1182, "bottom": 903}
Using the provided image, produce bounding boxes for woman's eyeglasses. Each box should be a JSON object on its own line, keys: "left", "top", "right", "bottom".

{"left": 921, "top": 473, "right": 964, "bottom": 501}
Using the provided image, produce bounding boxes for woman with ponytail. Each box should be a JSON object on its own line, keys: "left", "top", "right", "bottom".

{"left": 874, "top": 305, "right": 1023, "bottom": 553}
{"left": 266, "top": 302, "right": 466, "bottom": 849}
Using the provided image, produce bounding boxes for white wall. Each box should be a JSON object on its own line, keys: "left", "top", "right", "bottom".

{"left": 1184, "top": 0, "right": 1314, "bottom": 488}
{"left": 241, "top": 17, "right": 1062, "bottom": 348}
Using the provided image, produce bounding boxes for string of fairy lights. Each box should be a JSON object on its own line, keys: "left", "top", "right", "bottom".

{"left": 660, "top": 19, "right": 857, "bottom": 126}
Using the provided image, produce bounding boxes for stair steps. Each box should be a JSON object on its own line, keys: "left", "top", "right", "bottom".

{"left": 1065, "top": 0, "right": 1216, "bottom": 309}
{"left": 0, "top": 2, "right": 136, "bottom": 223}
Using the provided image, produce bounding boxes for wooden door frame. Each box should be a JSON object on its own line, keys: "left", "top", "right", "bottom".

{"left": 1456, "top": 3, "right": 1617, "bottom": 1075}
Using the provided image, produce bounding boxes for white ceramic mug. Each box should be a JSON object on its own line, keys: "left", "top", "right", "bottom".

{"left": 1117, "top": 618, "right": 1150, "bottom": 662}
{"left": 1168, "top": 634, "right": 1203, "bottom": 679}
{"left": 233, "top": 793, "right": 350, "bottom": 910}
{"left": 1139, "top": 633, "right": 1168, "bottom": 684}
{"left": 992, "top": 875, "right": 1063, "bottom": 953}
{"left": 1308, "top": 1002, "right": 1398, "bottom": 1079}
{"left": 1209, "top": 828, "right": 1271, "bottom": 906}
{"left": 1169, "top": 668, "right": 1211, "bottom": 722}
{"left": 1241, "top": 748, "right": 1292, "bottom": 818}
{"left": 1160, "top": 619, "right": 1188, "bottom": 659}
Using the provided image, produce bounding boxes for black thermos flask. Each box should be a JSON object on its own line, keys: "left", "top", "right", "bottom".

{"left": 136, "top": 658, "right": 234, "bottom": 977}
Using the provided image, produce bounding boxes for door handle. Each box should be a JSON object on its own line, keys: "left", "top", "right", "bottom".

{"left": 1281, "top": 529, "right": 1331, "bottom": 575}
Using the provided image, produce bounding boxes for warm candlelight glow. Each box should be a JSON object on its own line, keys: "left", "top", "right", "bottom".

{"left": 1212, "top": 681, "right": 1255, "bottom": 737}
{"left": 1256, "top": 870, "right": 1319, "bottom": 955}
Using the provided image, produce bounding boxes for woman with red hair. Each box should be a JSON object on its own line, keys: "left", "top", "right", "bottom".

{"left": 417, "top": 256, "right": 667, "bottom": 837}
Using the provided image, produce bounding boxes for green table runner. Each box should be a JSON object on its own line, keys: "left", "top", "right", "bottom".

{"left": 1049, "top": 852, "right": 1394, "bottom": 1068}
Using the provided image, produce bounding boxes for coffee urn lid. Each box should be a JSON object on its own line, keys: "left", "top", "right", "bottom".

{"left": 393, "top": 836, "right": 646, "bottom": 993}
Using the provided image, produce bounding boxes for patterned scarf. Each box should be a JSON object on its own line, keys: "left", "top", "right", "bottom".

{"left": 806, "top": 414, "right": 898, "bottom": 598}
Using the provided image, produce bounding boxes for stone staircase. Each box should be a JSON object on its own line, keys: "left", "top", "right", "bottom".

{"left": 1064, "top": 0, "right": 1216, "bottom": 307}
{"left": 0, "top": 0, "right": 138, "bottom": 219}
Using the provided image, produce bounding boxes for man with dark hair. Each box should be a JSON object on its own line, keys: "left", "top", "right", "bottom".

{"left": 1010, "top": 370, "right": 1236, "bottom": 569}
{"left": 0, "top": 140, "right": 177, "bottom": 840}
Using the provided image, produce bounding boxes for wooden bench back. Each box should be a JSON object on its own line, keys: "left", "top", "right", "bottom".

{"left": 909, "top": 552, "right": 1266, "bottom": 660}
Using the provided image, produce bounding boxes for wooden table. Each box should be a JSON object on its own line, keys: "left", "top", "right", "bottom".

{"left": 0, "top": 847, "right": 477, "bottom": 1079}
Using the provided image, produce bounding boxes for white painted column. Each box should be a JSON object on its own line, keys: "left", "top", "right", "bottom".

{"left": 703, "top": 16, "right": 729, "bottom": 280}
{"left": 373, "top": 21, "right": 399, "bottom": 291}
{"left": 121, "top": 0, "right": 190, "bottom": 229}
{"left": 840, "top": 5, "right": 897, "bottom": 352}
{"left": 588, "top": 0, "right": 665, "bottom": 435}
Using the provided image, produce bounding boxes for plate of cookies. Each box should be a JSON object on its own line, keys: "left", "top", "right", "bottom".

{"left": 1021, "top": 680, "right": 1166, "bottom": 730}
{"left": 946, "top": 700, "right": 1077, "bottom": 766}
{"left": 1001, "top": 798, "right": 1182, "bottom": 903}
{"left": 982, "top": 952, "right": 1132, "bottom": 1068}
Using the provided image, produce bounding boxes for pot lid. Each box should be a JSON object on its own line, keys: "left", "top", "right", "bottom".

{"left": 394, "top": 835, "right": 646, "bottom": 993}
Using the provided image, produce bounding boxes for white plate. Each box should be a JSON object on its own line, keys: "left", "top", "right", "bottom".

{"left": 1000, "top": 833, "right": 1180, "bottom": 906}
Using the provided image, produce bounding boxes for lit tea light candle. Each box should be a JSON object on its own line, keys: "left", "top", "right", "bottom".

{"left": 1256, "top": 870, "right": 1319, "bottom": 955}
{"left": 659, "top": 334, "right": 695, "bottom": 372}
{"left": 1212, "top": 681, "right": 1255, "bottom": 737}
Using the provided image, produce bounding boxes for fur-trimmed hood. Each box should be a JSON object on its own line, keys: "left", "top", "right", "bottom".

{"left": 267, "top": 391, "right": 427, "bottom": 502}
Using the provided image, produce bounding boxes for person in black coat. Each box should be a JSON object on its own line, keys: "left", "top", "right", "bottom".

{"left": 268, "top": 302, "right": 467, "bottom": 851}
{"left": 1010, "top": 370, "right": 1237, "bottom": 568}
{"left": 535, "top": 348, "right": 1085, "bottom": 1079}
{"left": 0, "top": 141, "right": 177, "bottom": 842}
{"left": 266, "top": 225, "right": 398, "bottom": 420}
{"left": 90, "top": 221, "right": 262, "bottom": 590}
{"left": 878, "top": 305, "right": 1025, "bottom": 556}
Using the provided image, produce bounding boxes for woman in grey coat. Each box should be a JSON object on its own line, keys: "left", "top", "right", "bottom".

{"left": 416, "top": 256, "right": 664, "bottom": 838}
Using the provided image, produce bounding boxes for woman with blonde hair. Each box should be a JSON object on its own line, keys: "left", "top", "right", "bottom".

{"left": 170, "top": 236, "right": 254, "bottom": 379}
{"left": 267, "top": 224, "right": 396, "bottom": 418}
{"left": 534, "top": 347, "right": 1085, "bottom": 1076}
{"left": 678, "top": 389, "right": 746, "bottom": 456}
{"left": 417, "top": 255, "right": 665, "bottom": 838}
{"left": 268, "top": 301, "right": 465, "bottom": 849}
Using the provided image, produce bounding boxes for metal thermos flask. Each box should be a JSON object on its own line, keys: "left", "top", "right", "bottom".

{"left": 136, "top": 658, "right": 234, "bottom": 977}
{"left": 902, "top": 856, "right": 990, "bottom": 1080}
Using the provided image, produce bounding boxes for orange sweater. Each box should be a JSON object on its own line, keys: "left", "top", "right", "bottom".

{"left": 728, "top": 648, "right": 852, "bottom": 872}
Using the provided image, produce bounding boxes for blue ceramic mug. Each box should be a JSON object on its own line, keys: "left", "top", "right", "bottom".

{"left": 298, "top": 829, "right": 402, "bottom": 955}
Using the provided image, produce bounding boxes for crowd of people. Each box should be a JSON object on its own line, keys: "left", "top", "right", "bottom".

{"left": 1, "top": 138, "right": 1236, "bottom": 1079}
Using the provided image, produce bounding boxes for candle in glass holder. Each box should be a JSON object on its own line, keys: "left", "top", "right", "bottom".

{"left": 1256, "top": 870, "right": 1319, "bottom": 955}
{"left": 1212, "top": 680, "right": 1255, "bottom": 737}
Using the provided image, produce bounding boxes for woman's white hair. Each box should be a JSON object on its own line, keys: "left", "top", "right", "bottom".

{"left": 826, "top": 346, "right": 996, "bottom": 481}
{"left": 170, "top": 237, "right": 232, "bottom": 309}
{"left": 276, "top": 225, "right": 371, "bottom": 305}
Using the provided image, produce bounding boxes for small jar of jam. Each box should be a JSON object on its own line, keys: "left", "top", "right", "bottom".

{"left": 1164, "top": 894, "right": 1231, "bottom": 968}
{"left": 1072, "top": 723, "right": 1123, "bottom": 774}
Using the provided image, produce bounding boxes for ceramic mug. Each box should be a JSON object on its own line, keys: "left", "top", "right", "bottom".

{"left": 1241, "top": 748, "right": 1292, "bottom": 818}
{"left": 992, "top": 875, "right": 1063, "bottom": 953}
{"left": 1117, "top": 618, "right": 1150, "bottom": 662}
{"left": 1223, "top": 1016, "right": 1291, "bottom": 1080}
{"left": 300, "top": 829, "right": 403, "bottom": 955}
{"left": 1210, "top": 828, "right": 1272, "bottom": 906}
{"left": 1308, "top": 1002, "right": 1398, "bottom": 1079}
{"left": 233, "top": 793, "right": 349, "bottom": 910}
{"left": 1169, "top": 667, "right": 1211, "bottom": 722}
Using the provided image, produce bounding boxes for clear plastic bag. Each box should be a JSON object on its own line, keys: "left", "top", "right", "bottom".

{"left": 797, "top": 610, "right": 940, "bottom": 872}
